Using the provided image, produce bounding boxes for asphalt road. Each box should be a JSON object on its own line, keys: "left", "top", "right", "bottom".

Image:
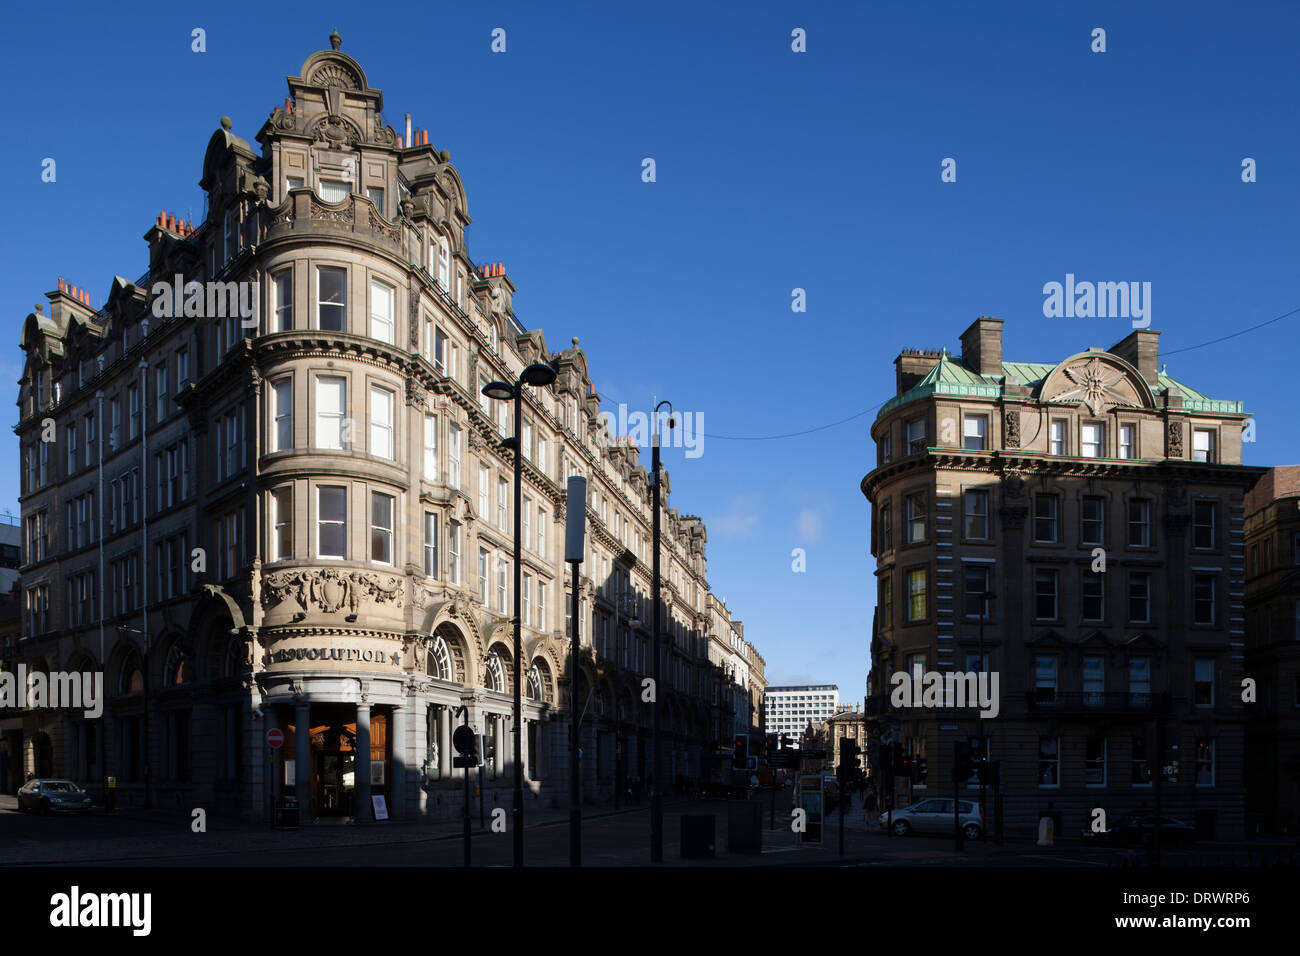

{"left": 1, "top": 795, "right": 1294, "bottom": 868}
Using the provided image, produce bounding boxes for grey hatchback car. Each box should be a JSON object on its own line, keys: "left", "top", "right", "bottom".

{"left": 16, "top": 778, "right": 94, "bottom": 814}
{"left": 880, "top": 797, "right": 983, "bottom": 840}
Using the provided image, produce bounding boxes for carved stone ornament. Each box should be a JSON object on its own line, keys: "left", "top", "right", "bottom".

{"left": 1167, "top": 420, "right": 1184, "bottom": 457}
{"left": 371, "top": 116, "right": 396, "bottom": 147}
{"left": 310, "top": 114, "right": 359, "bottom": 148}
{"left": 271, "top": 108, "right": 297, "bottom": 132}
{"left": 1003, "top": 409, "right": 1020, "bottom": 449}
{"left": 309, "top": 63, "right": 358, "bottom": 91}
{"left": 1001, "top": 471, "right": 1026, "bottom": 500}
{"left": 405, "top": 378, "right": 426, "bottom": 408}
{"left": 310, "top": 195, "right": 353, "bottom": 225}
{"left": 1044, "top": 356, "right": 1141, "bottom": 416}
{"left": 262, "top": 568, "right": 404, "bottom": 613}
{"left": 371, "top": 212, "right": 401, "bottom": 244}
{"left": 271, "top": 201, "right": 294, "bottom": 227}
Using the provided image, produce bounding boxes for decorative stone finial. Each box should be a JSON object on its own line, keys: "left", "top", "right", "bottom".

{"left": 330, "top": 29, "right": 342, "bottom": 50}
{"left": 439, "top": 149, "right": 450, "bottom": 162}
{"left": 220, "top": 116, "right": 233, "bottom": 130}
{"left": 35, "top": 304, "right": 43, "bottom": 314}
{"left": 572, "top": 337, "right": 580, "bottom": 347}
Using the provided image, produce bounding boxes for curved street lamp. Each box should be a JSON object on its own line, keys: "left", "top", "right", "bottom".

{"left": 481, "top": 362, "right": 557, "bottom": 868}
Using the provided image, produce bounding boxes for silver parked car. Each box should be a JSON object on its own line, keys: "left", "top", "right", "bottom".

{"left": 880, "top": 797, "right": 983, "bottom": 840}
{"left": 16, "top": 778, "right": 94, "bottom": 814}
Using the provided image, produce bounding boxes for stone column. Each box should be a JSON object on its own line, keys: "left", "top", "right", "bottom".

{"left": 355, "top": 702, "right": 371, "bottom": 822}
{"left": 294, "top": 703, "right": 311, "bottom": 822}
{"left": 439, "top": 705, "right": 452, "bottom": 778}
{"left": 390, "top": 704, "right": 406, "bottom": 819}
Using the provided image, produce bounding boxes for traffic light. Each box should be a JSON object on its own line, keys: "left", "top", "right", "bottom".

{"left": 837, "top": 739, "right": 860, "bottom": 783}
{"left": 970, "top": 739, "right": 987, "bottom": 784}
{"left": 914, "top": 756, "right": 927, "bottom": 784}
{"left": 766, "top": 733, "right": 778, "bottom": 754}
{"left": 732, "top": 733, "right": 750, "bottom": 770}
{"left": 954, "top": 739, "right": 972, "bottom": 781}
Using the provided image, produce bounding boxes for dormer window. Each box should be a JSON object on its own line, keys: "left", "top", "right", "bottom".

{"left": 436, "top": 237, "right": 450, "bottom": 290}
{"left": 223, "top": 209, "right": 237, "bottom": 264}
{"left": 318, "top": 179, "right": 350, "bottom": 203}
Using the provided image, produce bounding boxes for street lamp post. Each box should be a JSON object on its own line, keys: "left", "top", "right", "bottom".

{"left": 118, "top": 624, "right": 150, "bottom": 810}
{"left": 482, "top": 362, "right": 557, "bottom": 869}
{"left": 978, "top": 591, "right": 996, "bottom": 839}
{"left": 650, "top": 400, "right": 674, "bottom": 862}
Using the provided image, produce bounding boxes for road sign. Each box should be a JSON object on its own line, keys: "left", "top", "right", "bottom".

{"left": 453, "top": 725, "right": 476, "bottom": 756}
{"left": 266, "top": 728, "right": 284, "bottom": 750}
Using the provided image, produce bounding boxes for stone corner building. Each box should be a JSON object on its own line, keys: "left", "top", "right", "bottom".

{"left": 861, "top": 316, "right": 1261, "bottom": 839}
{"left": 9, "top": 34, "right": 763, "bottom": 820}
{"left": 1243, "top": 465, "right": 1300, "bottom": 834}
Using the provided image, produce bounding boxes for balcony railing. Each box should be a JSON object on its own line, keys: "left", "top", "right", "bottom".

{"left": 1025, "top": 690, "right": 1172, "bottom": 714}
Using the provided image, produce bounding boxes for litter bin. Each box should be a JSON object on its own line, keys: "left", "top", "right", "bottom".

{"left": 680, "top": 814, "right": 715, "bottom": 859}
{"left": 727, "top": 800, "right": 763, "bottom": 853}
{"left": 277, "top": 796, "right": 300, "bottom": 830}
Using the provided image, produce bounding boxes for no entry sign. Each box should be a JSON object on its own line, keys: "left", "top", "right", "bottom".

{"left": 266, "top": 728, "right": 284, "bottom": 750}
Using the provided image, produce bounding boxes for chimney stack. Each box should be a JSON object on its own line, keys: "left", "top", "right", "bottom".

{"left": 959, "top": 316, "right": 1004, "bottom": 378}
{"left": 405, "top": 113, "right": 412, "bottom": 147}
{"left": 1108, "top": 329, "right": 1161, "bottom": 387}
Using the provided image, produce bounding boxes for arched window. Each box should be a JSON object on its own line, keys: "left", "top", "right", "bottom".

{"left": 223, "top": 638, "right": 243, "bottom": 679}
{"left": 164, "top": 644, "right": 190, "bottom": 686}
{"left": 119, "top": 654, "right": 143, "bottom": 695}
{"left": 527, "top": 664, "right": 544, "bottom": 701}
{"left": 485, "top": 652, "right": 505, "bottom": 693}
{"left": 427, "top": 636, "right": 452, "bottom": 681}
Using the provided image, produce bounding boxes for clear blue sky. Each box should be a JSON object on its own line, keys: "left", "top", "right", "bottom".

{"left": 2, "top": 1, "right": 1297, "bottom": 700}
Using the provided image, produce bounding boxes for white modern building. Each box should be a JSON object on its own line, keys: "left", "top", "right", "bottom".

{"left": 764, "top": 684, "right": 839, "bottom": 741}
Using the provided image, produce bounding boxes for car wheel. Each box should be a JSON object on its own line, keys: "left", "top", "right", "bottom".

{"left": 892, "top": 820, "right": 911, "bottom": 836}
{"left": 39, "top": 798, "right": 51, "bottom": 815}
{"left": 16, "top": 798, "right": 25, "bottom": 813}
{"left": 963, "top": 823, "right": 983, "bottom": 841}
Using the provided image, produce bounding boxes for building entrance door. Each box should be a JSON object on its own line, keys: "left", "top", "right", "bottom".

{"left": 315, "top": 751, "right": 355, "bottom": 818}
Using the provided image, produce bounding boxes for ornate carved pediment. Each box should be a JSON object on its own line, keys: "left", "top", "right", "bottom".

{"left": 309, "top": 62, "right": 359, "bottom": 91}
{"left": 309, "top": 113, "right": 363, "bottom": 148}
{"left": 262, "top": 568, "right": 403, "bottom": 616}
{"left": 1041, "top": 354, "right": 1151, "bottom": 415}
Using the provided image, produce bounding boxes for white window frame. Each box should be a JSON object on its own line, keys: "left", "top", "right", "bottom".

{"left": 369, "top": 385, "right": 395, "bottom": 460}
{"left": 315, "top": 376, "right": 347, "bottom": 450}
{"left": 316, "top": 485, "right": 347, "bottom": 560}
{"left": 370, "top": 491, "right": 395, "bottom": 565}
{"left": 273, "top": 379, "right": 293, "bottom": 452}
{"left": 369, "top": 278, "right": 395, "bottom": 344}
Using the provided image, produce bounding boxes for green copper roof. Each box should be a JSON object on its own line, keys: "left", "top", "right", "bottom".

{"left": 878, "top": 353, "right": 1243, "bottom": 419}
